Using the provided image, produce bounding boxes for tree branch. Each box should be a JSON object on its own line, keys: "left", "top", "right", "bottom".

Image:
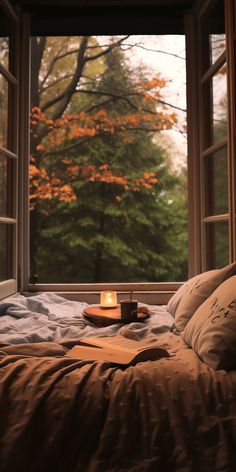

{"left": 40, "top": 74, "right": 74, "bottom": 94}
{"left": 76, "top": 88, "right": 186, "bottom": 113}
{"left": 40, "top": 41, "right": 66, "bottom": 90}
{"left": 42, "top": 124, "right": 175, "bottom": 157}
{"left": 31, "top": 37, "right": 47, "bottom": 107}
{"left": 41, "top": 37, "right": 89, "bottom": 117}
{"left": 121, "top": 42, "right": 185, "bottom": 60}
{"left": 41, "top": 36, "right": 130, "bottom": 119}
{"left": 85, "top": 35, "right": 130, "bottom": 62}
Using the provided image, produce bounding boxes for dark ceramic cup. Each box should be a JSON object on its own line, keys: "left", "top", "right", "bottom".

{"left": 120, "top": 300, "right": 138, "bottom": 320}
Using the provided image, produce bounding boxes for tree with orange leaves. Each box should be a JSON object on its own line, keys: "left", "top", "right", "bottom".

{"left": 30, "top": 41, "right": 187, "bottom": 283}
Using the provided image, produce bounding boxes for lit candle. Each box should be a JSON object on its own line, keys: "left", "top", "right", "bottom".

{"left": 100, "top": 291, "right": 117, "bottom": 308}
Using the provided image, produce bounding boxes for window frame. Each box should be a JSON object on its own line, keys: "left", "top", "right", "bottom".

{"left": 16, "top": 0, "right": 236, "bottom": 303}
{"left": 18, "top": 13, "right": 192, "bottom": 303}
{"left": 196, "top": 0, "right": 236, "bottom": 272}
{"left": 0, "top": 0, "right": 19, "bottom": 300}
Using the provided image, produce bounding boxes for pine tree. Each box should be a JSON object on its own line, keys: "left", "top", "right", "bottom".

{"left": 35, "top": 45, "right": 188, "bottom": 282}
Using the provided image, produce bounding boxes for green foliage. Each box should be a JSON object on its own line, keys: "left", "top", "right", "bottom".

{"left": 32, "top": 38, "right": 188, "bottom": 283}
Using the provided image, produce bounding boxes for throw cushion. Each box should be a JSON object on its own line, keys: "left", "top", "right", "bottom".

{"left": 183, "top": 275, "right": 236, "bottom": 370}
{"left": 167, "top": 262, "right": 236, "bottom": 332}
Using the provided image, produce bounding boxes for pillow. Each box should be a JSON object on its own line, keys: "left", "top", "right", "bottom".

{"left": 167, "top": 262, "right": 236, "bottom": 332}
{"left": 183, "top": 275, "right": 236, "bottom": 370}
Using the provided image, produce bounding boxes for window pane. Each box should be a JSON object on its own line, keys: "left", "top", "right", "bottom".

{"left": 209, "top": 33, "right": 226, "bottom": 64}
{"left": 0, "top": 6, "right": 9, "bottom": 70}
{"left": 212, "top": 65, "right": 227, "bottom": 143}
{"left": 206, "top": 221, "right": 229, "bottom": 269}
{"left": 205, "top": 146, "right": 228, "bottom": 216}
{"left": 0, "top": 154, "right": 14, "bottom": 217}
{"left": 201, "top": 0, "right": 225, "bottom": 72}
{"left": 0, "top": 225, "right": 7, "bottom": 281}
{"left": 29, "top": 35, "right": 188, "bottom": 283}
{"left": 0, "top": 37, "right": 9, "bottom": 70}
{"left": 0, "top": 74, "right": 8, "bottom": 149}
{"left": 0, "top": 155, "right": 7, "bottom": 216}
{"left": 202, "top": 65, "right": 227, "bottom": 149}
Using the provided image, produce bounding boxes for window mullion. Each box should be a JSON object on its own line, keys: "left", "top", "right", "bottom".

{"left": 225, "top": 0, "right": 236, "bottom": 262}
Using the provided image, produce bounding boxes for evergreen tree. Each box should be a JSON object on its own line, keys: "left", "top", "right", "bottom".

{"left": 35, "top": 46, "right": 188, "bottom": 282}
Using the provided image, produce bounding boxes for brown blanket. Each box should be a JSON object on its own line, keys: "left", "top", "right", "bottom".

{"left": 0, "top": 333, "right": 236, "bottom": 472}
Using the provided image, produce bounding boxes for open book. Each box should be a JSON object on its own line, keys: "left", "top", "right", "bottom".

{"left": 66, "top": 334, "right": 170, "bottom": 365}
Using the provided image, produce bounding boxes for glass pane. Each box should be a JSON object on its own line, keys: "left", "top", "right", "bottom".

{"left": 212, "top": 65, "right": 227, "bottom": 143}
{"left": 206, "top": 221, "right": 229, "bottom": 269}
{"left": 205, "top": 146, "right": 228, "bottom": 216}
{"left": 0, "top": 74, "right": 8, "bottom": 149}
{"left": 210, "top": 33, "right": 226, "bottom": 64}
{"left": 0, "top": 225, "right": 7, "bottom": 281}
{"left": 0, "top": 154, "right": 13, "bottom": 217}
{"left": 0, "top": 155, "right": 7, "bottom": 216}
{"left": 0, "top": 37, "right": 9, "bottom": 70}
{"left": 202, "top": 64, "right": 227, "bottom": 149}
{"left": 201, "top": 0, "right": 225, "bottom": 72}
{"left": 0, "top": 6, "right": 9, "bottom": 70}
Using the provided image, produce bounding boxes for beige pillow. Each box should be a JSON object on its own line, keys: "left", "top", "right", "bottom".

{"left": 183, "top": 275, "right": 236, "bottom": 370}
{"left": 167, "top": 262, "right": 236, "bottom": 332}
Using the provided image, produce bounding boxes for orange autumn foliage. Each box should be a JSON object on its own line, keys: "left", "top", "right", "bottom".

{"left": 31, "top": 107, "right": 177, "bottom": 153}
{"left": 30, "top": 163, "right": 76, "bottom": 209}
{"left": 29, "top": 160, "right": 159, "bottom": 209}
{"left": 30, "top": 76, "right": 176, "bottom": 206}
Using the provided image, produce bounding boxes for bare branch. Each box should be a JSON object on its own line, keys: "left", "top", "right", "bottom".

{"left": 84, "top": 98, "right": 120, "bottom": 113}
{"left": 31, "top": 37, "right": 47, "bottom": 106}
{"left": 157, "top": 99, "right": 186, "bottom": 113}
{"left": 40, "top": 42, "right": 66, "bottom": 89}
{"left": 42, "top": 37, "right": 89, "bottom": 118}
{"left": 41, "top": 36, "right": 130, "bottom": 118}
{"left": 121, "top": 42, "right": 185, "bottom": 60}
{"left": 40, "top": 74, "right": 74, "bottom": 94}
{"left": 85, "top": 35, "right": 130, "bottom": 62}
{"left": 43, "top": 135, "right": 99, "bottom": 156}
{"left": 76, "top": 88, "right": 186, "bottom": 113}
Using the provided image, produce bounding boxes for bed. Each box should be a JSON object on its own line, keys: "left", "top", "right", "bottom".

{"left": 1, "top": 262, "right": 236, "bottom": 472}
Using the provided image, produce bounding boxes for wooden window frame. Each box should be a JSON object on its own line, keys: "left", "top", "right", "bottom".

{"left": 0, "top": 0, "right": 19, "bottom": 300}
{"left": 15, "top": 0, "right": 236, "bottom": 303}
{"left": 195, "top": 0, "right": 236, "bottom": 272}
{"left": 17, "top": 12, "right": 192, "bottom": 304}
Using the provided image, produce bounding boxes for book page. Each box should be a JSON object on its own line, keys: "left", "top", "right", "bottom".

{"left": 78, "top": 334, "right": 158, "bottom": 354}
{"left": 66, "top": 344, "right": 137, "bottom": 364}
{"left": 66, "top": 343, "right": 169, "bottom": 365}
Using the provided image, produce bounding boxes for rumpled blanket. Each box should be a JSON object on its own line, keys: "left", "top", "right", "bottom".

{"left": 0, "top": 293, "right": 236, "bottom": 472}
{"left": 0, "top": 292, "right": 174, "bottom": 344}
{"left": 0, "top": 333, "right": 236, "bottom": 472}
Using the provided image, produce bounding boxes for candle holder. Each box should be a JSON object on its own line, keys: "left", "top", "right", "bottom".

{"left": 100, "top": 291, "right": 117, "bottom": 309}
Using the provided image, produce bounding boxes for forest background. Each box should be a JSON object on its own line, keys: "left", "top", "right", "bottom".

{"left": 29, "top": 35, "right": 188, "bottom": 283}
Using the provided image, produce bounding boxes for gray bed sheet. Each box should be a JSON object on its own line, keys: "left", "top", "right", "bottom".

{"left": 0, "top": 292, "right": 174, "bottom": 344}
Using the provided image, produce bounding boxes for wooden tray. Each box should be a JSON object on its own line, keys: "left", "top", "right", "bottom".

{"left": 83, "top": 305, "right": 150, "bottom": 326}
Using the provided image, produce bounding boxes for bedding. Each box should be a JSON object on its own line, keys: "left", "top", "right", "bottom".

{"left": 183, "top": 275, "right": 236, "bottom": 370}
{"left": 167, "top": 261, "right": 236, "bottom": 332}
{"left": 0, "top": 292, "right": 236, "bottom": 472}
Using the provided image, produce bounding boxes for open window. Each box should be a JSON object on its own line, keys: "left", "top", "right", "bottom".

{"left": 0, "top": 0, "right": 19, "bottom": 299}
{"left": 195, "top": 0, "right": 236, "bottom": 270}
{"left": 2, "top": 0, "right": 236, "bottom": 303}
{"left": 28, "top": 35, "right": 188, "bottom": 287}
{"left": 16, "top": 3, "right": 191, "bottom": 302}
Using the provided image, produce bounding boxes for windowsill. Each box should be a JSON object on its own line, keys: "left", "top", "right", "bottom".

{"left": 23, "top": 282, "right": 183, "bottom": 304}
